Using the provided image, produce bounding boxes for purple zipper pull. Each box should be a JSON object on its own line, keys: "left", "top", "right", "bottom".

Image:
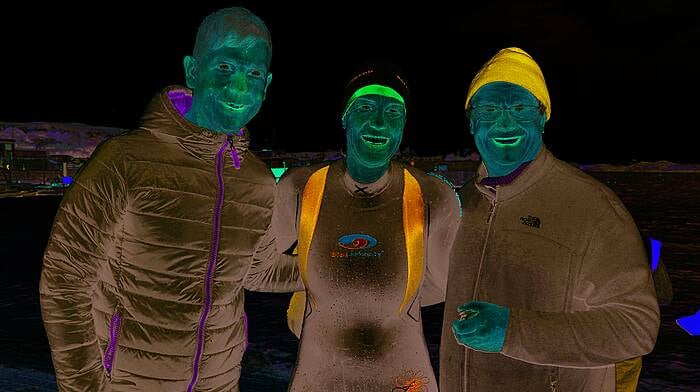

{"left": 226, "top": 133, "right": 240, "bottom": 169}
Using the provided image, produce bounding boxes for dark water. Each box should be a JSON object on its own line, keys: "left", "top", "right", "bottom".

{"left": 0, "top": 171, "right": 699, "bottom": 391}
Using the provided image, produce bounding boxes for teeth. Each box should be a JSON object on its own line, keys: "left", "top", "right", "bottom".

{"left": 225, "top": 102, "right": 244, "bottom": 110}
{"left": 361, "top": 135, "right": 389, "bottom": 145}
{"left": 493, "top": 136, "right": 521, "bottom": 145}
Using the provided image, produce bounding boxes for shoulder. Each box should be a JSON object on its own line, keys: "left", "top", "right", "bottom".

{"left": 240, "top": 152, "right": 276, "bottom": 186}
{"left": 401, "top": 163, "right": 461, "bottom": 216}
{"left": 277, "top": 162, "right": 332, "bottom": 196}
{"left": 93, "top": 128, "right": 157, "bottom": 164}
{"left": 79, "top": 131, "right": 141, "bottom": 173}
{"left": 548, "top": 157, "right": 634, "bottom": 224}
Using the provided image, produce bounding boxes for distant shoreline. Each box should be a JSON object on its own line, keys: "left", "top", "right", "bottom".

{"left": 2, "top": 163, "right": 700, "bottom": 199}
{"left": 574, "top": 161, "right": 700, "bottom": 173}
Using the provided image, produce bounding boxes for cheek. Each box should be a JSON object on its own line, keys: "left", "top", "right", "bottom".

{"left": 389, "top": 122, "right": 404, "bottom": 136}
{"left": 473, "top": 123, "right": 492, "bottom": 141}
{"left": 347, "top": 117, "right": 369, "bottom": 132}
{"left": 521, "top": 123, "right": 542, "bottom": 138}
{"left": 346, "top": 127, "right": 362, "bottom": 143}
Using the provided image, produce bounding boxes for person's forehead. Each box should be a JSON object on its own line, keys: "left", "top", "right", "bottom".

{"left": 204, "top": 33, "right": 270, "bottom": 62}
{"left": 353, "top": 94, "right": 404, "bottom": 106}
{"left": 209, "top": 31, "right": 269, "bottom": 49}
{"left": 474, "top": 82, "right": 537, "bottom": 102}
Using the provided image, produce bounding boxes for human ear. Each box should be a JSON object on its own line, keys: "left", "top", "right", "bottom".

{"left": 183, "top": 56, "right": 198, "bottom": 88}
{"left": 539, "top": 114, "right": 546, "bottom": 134}
{"left": 263, "top": 72, "right": 273, "bottom": 99}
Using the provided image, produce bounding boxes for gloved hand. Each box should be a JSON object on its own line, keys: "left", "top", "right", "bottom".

{"left": 452, "top": 300, "right": 511, "bottom": 353}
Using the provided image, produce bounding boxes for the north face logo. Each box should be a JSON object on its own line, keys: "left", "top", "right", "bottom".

{"left": 520, "top": 215, "right": 541, "bottom": 228}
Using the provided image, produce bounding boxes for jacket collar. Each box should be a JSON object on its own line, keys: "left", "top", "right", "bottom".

{"left": 474, "top": 146, "right": 554, "bottom": 202}
{"left": 140, "top": 85, "right": 250, "bottom": 163}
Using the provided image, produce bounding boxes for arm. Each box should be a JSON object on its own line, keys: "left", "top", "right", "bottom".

{"left": 39, "top": 139, "right": 126, "bottom": 391}
{"left": 244, "top": 223, "right": 304, "bottom": 292}
{"left": 420, "top": 178, "right": 461, "bottom": 306}
{"left": 244, "top": 170, "right": 304, "bottom": 292}
{"left": 501, "top": 203, "right": 660, "bottom": 368}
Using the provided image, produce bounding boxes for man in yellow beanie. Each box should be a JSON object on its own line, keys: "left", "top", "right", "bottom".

{"left": 439, "top": 47, "right": 660, "bottom": 391}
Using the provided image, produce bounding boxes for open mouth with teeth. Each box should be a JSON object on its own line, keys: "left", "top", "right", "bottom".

{"left": 223, "top": 102, "right": 246, "bottom": 111}
{"left": 491, "top": 135, "right": 524, "bottom": 147}
{"left": 361, "top": 135, "right": 390, "bottom": 148}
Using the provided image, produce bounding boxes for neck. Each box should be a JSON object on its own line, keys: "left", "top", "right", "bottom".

{"left": 184, "top": 104, "right": 210, "bottom": 130}
{"left": 481, "top": 161, "right": 531, "bottom": 186}
{"left": 346, "top": 158, "right": 390, "bottom": 184}
{"left": 484, "top": 160, "right": 526, "bottom": 178}
{"left": 484, "top": 143, "right": 543, "bottom": 178}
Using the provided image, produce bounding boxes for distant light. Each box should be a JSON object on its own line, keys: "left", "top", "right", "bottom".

{"left": 676, "top": 310, "right": 700, "bottom": 336}
{"left": 650, "top": 237, "right": 661, "bottom": 272}
{"left": 271, "top": 167, "right": 288, "bottom": 183}
{"left": 5, "top": 164, "right": 9, "bottom": 170}
{"left": 62, "top": 176, "right": 73, "bottom": 185}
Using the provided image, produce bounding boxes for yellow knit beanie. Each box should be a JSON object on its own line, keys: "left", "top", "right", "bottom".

{"left": 465, "top": 47, "right": 551, "bottom": 120}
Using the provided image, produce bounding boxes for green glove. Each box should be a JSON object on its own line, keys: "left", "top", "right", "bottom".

{"left": 452, "top": 300, "right": 511, "bottom": 353}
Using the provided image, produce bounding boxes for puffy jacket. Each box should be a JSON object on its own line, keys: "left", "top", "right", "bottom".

{"left": 39, "top": 86, "right": 302, "bottom": 391}
{"left": 440, "top": 147, "right": 660, "bottom": 392}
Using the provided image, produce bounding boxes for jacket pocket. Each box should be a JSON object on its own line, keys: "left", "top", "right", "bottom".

{"left": 103, "top": 312, "right": 122, "bottom": 378}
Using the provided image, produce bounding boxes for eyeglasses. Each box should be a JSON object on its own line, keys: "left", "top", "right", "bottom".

{"left": 468, "top": 104, "right": 543, "bottom": 121}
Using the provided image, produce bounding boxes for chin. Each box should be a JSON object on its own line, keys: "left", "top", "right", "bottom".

{"left": 358, "top": 156, "right": 391, "bottom": 168}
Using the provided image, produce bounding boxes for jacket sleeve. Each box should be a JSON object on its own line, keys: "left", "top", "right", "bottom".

{"left": 39, "top": 138, "right": 127, "bottom": 391}
{"left": 244, "top": 170, "right": 304, "bottom": 292}
{"left": 420, "top": 179, "right": 461, "bottom": 306}
{"left": 501, "top": 202, "right": 660, "bottom": 368}
{"left": 244, "top": 223, "right": 304, "bottom": 292}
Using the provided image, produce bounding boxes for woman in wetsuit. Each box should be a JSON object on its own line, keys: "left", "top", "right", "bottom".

{"left": 272, "top": 62, "right": 461, "bottom": 391}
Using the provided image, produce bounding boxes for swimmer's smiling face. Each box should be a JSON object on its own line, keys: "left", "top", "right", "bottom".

{"left": 467, "top": 82, "right": 546, "bottom": 176}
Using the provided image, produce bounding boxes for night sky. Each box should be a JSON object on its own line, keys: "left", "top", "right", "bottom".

{"left": 3, "top": 1, "right": 699, "bottom": 164}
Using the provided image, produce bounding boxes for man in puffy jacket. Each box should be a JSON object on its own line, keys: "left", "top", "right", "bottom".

{"left": 440, "top": 47, "right": 660, "bottom": 391}
{"left": 39, "top": 7, "right": 301, "bottom": 391}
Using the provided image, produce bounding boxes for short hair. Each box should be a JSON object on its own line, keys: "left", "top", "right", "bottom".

{"left": 193, "top": 7, "right": 272, "bottom": 62}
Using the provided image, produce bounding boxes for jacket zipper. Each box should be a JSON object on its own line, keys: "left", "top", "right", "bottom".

{"left": 464, "top": 189, "right": 498, "bottom": 392}
{"left": 549, "top": 376, "right": 558, "bottom": 392}
{"left": 103, "top": 312, "right": 122, "bottom": 377}
{"left": 486, "top": 198, "right": 497, "bottom": 224}
{"left": 227, "top": 134, "right": 241, "bottom": 169}
{"left": 549, "top": 367, "right": 559, "bottom": 392}
{"left": 187, "top": 140, "right": 228, "bottom": 392}
{"left": 243, "top": 311, "right": 249, "bottom": 352}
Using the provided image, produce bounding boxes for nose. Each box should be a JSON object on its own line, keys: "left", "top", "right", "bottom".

{"left": 495, "top": 109, "right": 517, "bottom": 130}
{"left": 226, "top": 71, "right": 249, "bottom": 93}
{"left": 370, "top": 111, "right": 386, "bottom": 130}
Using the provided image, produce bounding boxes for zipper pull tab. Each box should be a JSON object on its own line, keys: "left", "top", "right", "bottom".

{"left": 485, "top": 186, "right": 498, "bottom": 223}
{"left": 487, "top": 200, "right": 497, "bottom": 223}
{"left": 227, "top": 134, "right": 240, "bottom": 169}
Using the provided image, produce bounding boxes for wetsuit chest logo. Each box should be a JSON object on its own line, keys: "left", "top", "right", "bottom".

{"left": 331, "top": 233, "right": 383, "bottom": 258}
{"left": 338, "top": 234, "right": 377, "bottom": 249}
